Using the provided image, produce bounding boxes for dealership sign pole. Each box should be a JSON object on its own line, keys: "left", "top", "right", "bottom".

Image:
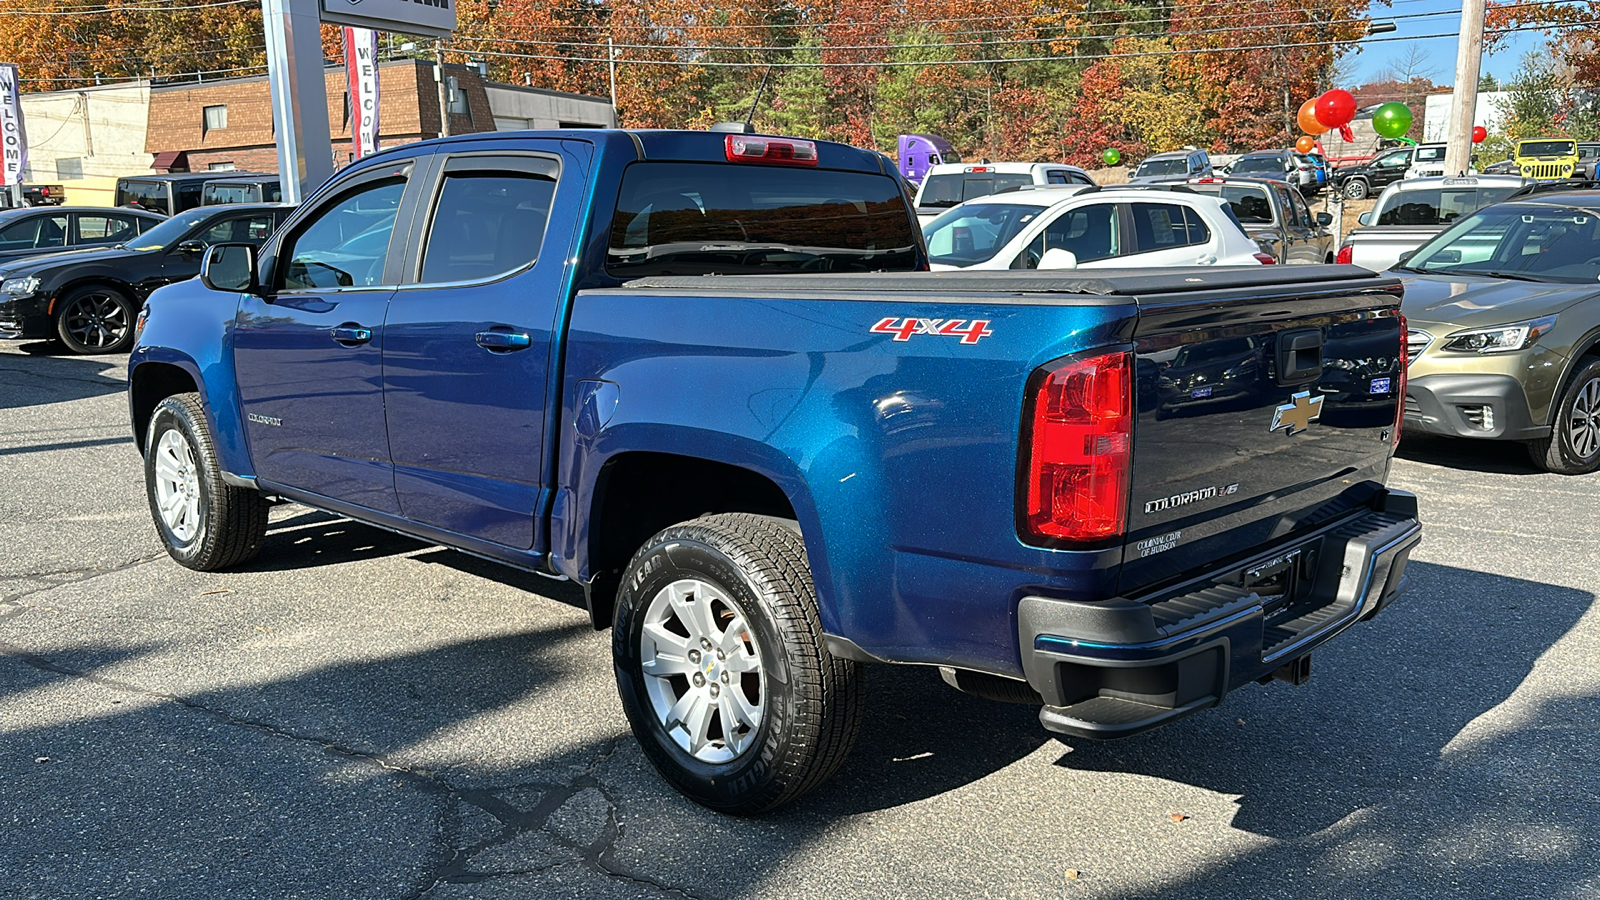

{"left": 0, "top": 64, "right": 29, "bottom": 207}
{"left": 343, "top": 27, "right": 381, "bottom": 160}
{"left": 262, "top": 0, "right": 453, "bottom": 204}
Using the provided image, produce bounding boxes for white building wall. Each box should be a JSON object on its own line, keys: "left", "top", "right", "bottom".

{"left": 20, "top": 81, "right": 153, "bottom": 205}
{"left": 485, "top": 83, "right": 616, "bottom": 131}
{"left": 1424, "top": 91, "right": 1510, "bottom": 142}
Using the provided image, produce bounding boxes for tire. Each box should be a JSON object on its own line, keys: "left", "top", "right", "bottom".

{"left": 143, "top": 393, "right": 270, "bottom": 570}
{"left": 55, "top": 284, "right": 136, "bottom": 354}
{"left": 613, "top": 513, "right": 863, "bottom": 815}
{"left": 1343, "top": 178, "right": 1370, "bottom": 200}
{"left": 1527, "top": 360, "right": 1600, "bottom": 475}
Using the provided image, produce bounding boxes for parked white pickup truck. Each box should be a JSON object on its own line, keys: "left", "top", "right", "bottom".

{"left": 1336, "top": 175, "right": 1528, "bottom": 271}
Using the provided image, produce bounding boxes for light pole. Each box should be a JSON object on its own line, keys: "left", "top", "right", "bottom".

{"left": 1444, "top": 0, "right": 1487, "bottom": 176}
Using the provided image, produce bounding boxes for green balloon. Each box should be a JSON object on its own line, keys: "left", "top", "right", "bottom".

{"left": 1102, "top": 148, "right": 1122, "bottom": 166}
{"left": 1372, "top": 102, "right": 1414, "bottom": 140}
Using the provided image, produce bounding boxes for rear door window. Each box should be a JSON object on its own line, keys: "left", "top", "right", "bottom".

{"left": 608, "top": 162, "right": 919, "bottom": 276}
{"left": 1130, "top": 202, "right": 1209, "bottom": 251}
{"left": 196, "top": 214, "right": 279, "bottom": 247}
{"left": 74, "top": 214, "right": 140, "bottom": 244}
{"left": 420, "top": 159, "right": 557, "bottom": 284}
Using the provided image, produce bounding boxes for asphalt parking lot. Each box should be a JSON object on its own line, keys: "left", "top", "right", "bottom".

{"left": 2, "top": 340, "right": 1598, "bottom": 900}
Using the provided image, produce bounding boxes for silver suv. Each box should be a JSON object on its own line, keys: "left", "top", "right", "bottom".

{"left": 1131, "top": 147, "right": 1212, "bottom": 182}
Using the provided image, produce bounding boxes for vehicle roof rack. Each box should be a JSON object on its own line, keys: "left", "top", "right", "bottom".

{"left": 1506, "top": 179, "right": 1600, "bottom": 199}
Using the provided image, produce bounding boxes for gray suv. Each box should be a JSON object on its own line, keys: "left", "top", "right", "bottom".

{"left": 1131, "top": 147, "right": 1212, "bottom": 182}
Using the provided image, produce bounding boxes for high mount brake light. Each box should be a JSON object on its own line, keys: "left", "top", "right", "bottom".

{"left": 725, "top": 135, "right": 819, "bottom": 167}
{"left": 1021, "top": 350, "right": 1133, "bottom": 543}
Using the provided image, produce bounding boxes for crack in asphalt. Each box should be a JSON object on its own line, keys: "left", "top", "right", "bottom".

{"left": 0, "top": 554, "right": 169, "bottom": 605}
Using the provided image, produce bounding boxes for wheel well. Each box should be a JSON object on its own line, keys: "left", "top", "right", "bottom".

{"left": 130, "top": 362, "right": 198, "bottom": 453}
{"left": 584, "top": 452, "right": 798, "bottom": 630}
{"left": 50, "top": 278, "right": 135, "bottom": 316}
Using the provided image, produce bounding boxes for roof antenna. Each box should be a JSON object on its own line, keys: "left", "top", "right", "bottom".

{"left": 712, "top": 66, "right": 772, "bottom": 134}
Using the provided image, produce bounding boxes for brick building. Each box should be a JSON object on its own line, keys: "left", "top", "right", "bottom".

{"left": 144, "top": 58, "right": 498, "bottom": 174}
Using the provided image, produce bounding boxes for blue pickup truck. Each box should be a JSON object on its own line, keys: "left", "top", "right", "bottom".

{"left": 128, "top": 129, "right": 1421, "bottom": 814}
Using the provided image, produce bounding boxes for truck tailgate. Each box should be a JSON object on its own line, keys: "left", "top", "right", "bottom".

{"left": 1121, "top": 272, "right": 1405, "bottom": 596}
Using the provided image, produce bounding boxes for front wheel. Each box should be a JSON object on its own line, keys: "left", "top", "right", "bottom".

{"left": 613, "top": 513, "right": 863, "bottom": 815}
{"left": 144, "top": 393, "right": 270, "bottom": 570}
{"left": 56, "top": 285, "right": 136, "bottom": 354}
{"left": 1528, "top": 359, "right": 1600, "bottom": 474}
{"left": 1343, "top": 178, "right": 1370, "bottom": 200}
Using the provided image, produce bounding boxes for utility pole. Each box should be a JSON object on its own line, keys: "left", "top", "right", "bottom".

{"left": 435, "top": 38, "right": 452, "bottom": 138}
{"left": 1444, "top": 0, "right": 1487, "bottom": 176}
{"left": 608, "top": 38, "right": 618, "bottom": 125}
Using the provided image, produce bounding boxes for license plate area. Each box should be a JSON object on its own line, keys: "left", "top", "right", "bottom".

{"left": 1244, "top": 550, "right": 1300, "bottom": 615}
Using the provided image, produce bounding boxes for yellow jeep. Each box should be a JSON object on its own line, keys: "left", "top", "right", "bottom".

{"left": 1514, "top": 137, "right": 1578, "bottom": 181}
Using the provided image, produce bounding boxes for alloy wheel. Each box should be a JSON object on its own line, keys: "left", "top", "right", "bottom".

{"left": 152, "top": 428, "right": 203, "bottom": 543}
{"left": 1568, "top": 377, "right": 1600, "bottom": 459}
{"left": 639, "top": 578, "right": 766, "bottom": 764}
{"left": 62, "top": 292, "right": 129, "bottom": 350}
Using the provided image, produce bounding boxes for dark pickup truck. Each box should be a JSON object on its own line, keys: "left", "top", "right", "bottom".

{"left": 128, "top": 129, "right": 1421, "bottom": 814}
{"left": 0, "top": 184, "right": 66, "bottom": 207}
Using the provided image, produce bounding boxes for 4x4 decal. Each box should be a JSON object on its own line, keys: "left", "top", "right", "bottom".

{"left": 870, "top": 317, "right": 993, "bottom": 344}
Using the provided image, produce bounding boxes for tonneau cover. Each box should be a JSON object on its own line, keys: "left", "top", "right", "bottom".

{"left": 621, "top": 264, "right": 1389, "bottom": 297}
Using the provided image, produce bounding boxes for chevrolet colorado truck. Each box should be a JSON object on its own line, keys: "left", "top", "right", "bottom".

{"left": 128, "top": 129, "right": 1422, "bottom": 814}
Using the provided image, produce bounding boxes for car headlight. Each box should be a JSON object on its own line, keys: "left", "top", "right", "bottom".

{"left": 1440, "top": 316, "right": 1557, "bottom": 353}
{"left": 0, "top": 276, "right": 39, "bottom": 297}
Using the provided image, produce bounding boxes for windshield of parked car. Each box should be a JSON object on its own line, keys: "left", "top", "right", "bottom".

{"left": 1187, "top": 184, "right": 1274, "bottom": 224}
{"left": 122, "top": 211, "right": 209, "bottom": 251}
{"left": 1519, "top": 140, "right": 1576, "bottom": 157}
{"left": 1403, "top": 203, "right": 1600, "bottom": 283}
{"left": 1228, "top": 156, "right": 1284, "bottom": 176}
{"left": 922, "top": 202, "right": 1044, "bottom": 266}
{"left": 1374, "top": 185, "right": 1523, "bottom": 226}
{"left": 606, "top": 162, "right": 920, "bottom": 276}
{"left": 918, "top": 172, "right": 1034, "bottom": 209}
{"left": 1135, "top": 158, "right": 1189, "bottom": 178}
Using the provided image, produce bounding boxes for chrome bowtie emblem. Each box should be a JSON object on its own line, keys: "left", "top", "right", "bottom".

{"left": 1270, "top": 390, "right": 1324, "bottom": 436}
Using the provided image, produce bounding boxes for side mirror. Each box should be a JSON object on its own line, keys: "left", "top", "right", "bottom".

{"left": 1316, "top": 212, "right": 1333, "bottom": 227}
{"left": 175, "top": 239, "right": 206, "bottom": 257}
{"left": 201, "top": 243, "right": 259, "bottom": 294}
{"left": 1038, "top": 248, "right": 1079, "bottom": 270}
{"left": 1357, "top": 212, "right": 1372, "bottom": 226}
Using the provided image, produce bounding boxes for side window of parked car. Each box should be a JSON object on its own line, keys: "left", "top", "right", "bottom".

{"left": 280, "top": 177, "right": 407, "bottom": 292}
{"left": 0, "top": 215, "right": 68, "bottom": 250}
{"left": 1129, "top": 202, "right": 1210, "bottom": 252}
{"left": 1288, "top": 191, "right": 1315, "bottom": 229}
{"left": 197, "top": 215, "right": 278, "bottom": 247}
{"left": 1273, "top": 187, "right": 1301, "bottom": 226}
{"left": 1018, "top": 202, "right": 1120, "bottom": 267}
{"left": 76, "top": 214, "right": 140, "bottom": 244}
{"left": 1045, "top": 170, "right": 1070, "bottom": 185}
{"left": 419, "top": 166, "right": 557, "bottom": 284}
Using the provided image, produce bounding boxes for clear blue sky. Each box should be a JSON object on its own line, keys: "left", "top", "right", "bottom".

{"left": 1346, "top": 0, "right": 1546, "bottom": 86}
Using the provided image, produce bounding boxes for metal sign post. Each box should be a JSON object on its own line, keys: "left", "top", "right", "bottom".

{"left": 262, "top": 0, "right": 455, "bottom": 204}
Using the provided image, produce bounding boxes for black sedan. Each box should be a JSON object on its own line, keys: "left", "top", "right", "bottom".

{"left": 0, "top": 203, "right": 291, "bottom": 354}
{"left": 0, "top": 206, "right": 166, "bottom": 263}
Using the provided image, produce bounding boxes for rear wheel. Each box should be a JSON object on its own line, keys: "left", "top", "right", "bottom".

{"left": 56, "top": 285, "right": 135, "bottom": 354}
{"left": 1343, "top": 178, "right": 1370, "bottom": 200}
{"left": 144, "top": 393, "right": 270, "bottom": 570}
{"left": 613, "top": 513, "right": 863, "bottom": 815}
{"left": 1528, "top": 360, "right": 1600, "bottom": 474}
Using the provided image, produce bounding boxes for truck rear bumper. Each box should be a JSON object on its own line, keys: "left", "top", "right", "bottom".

{"left": 1018, "top": 491, "right": 1421, "bottom": 740}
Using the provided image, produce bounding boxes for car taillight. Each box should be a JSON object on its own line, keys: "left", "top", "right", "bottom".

{"left": 1021, "top": 350, "right": 1132, "bottom": 544}
{"left": 725, "top": 135, "right": 818, "bottom": 167}
{"left": 1253, "top": 252, "right": 1277, "bottom": 265}
{"left": 1393, "top": 313, "right": 1407, "bottom": 450}
{"left": 1335, "top": 245, "right": 1353, "bottom": 265}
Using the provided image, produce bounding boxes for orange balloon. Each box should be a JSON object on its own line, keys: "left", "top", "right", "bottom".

{"left": 1297, "top": 99, "right": 1327, "bottom": 136}
{"left": 1295, "top": 135, "right": 1315, "bottom": 153}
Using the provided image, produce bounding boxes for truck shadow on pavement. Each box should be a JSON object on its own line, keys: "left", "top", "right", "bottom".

{"left": 1396, "top": 434, "right": 1545, "bottom": 475}
{"left": 1055, "top": 560, "right": 1595, "bottom": 853}
{"left": 0, "top": 342, "right": 126, "bottom": 410}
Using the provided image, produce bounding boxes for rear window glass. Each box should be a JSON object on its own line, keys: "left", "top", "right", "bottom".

{"left": 1131, "top": 202, "right": 1210, "bottom": 251}
{"left": 1228, "top": 157, "right": 1284, "bottom": 176}
{"left": 1189, "top": 184, "right": 1273, "bottom": 224}
{"left": 919, "top": 172, "right": 1033, "bottom": 209}
{"left": 117, "top": 180, "right": 168, "bottom": 213}
{"left": 607, "top": 162, "right": 919, "bottom": 277}
{"left": 204, "top": 183, "right": 260, "bottom": 204}
{"left": 1135, "top": 158, "right": 1189, "bottom": 178}
{"left": 1375, "top": 187, "right": 1522, "bottom": 226}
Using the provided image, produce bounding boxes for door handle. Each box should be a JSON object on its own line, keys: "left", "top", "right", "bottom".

{"left": 1196, "top": 254, "right": 1218, "bottom": 265}
{"left": 475, "top": 330, "right": 532, "bottom": 352}
{"left": 331, "top": 324, "right": 373, "bottom": 346}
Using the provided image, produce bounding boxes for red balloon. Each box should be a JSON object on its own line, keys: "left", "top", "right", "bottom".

{"left": 1472, "top": 125, "right": 1488, "bottom": 143}
{"left": 1315, "top": 89, "right": 1358, "bottom": 129}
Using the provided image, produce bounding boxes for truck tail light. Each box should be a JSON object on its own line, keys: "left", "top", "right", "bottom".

{"left": 725, "top": 135, "right": 818, "bottom": 167}
{"left": 1252, "top": 252, "right": 1276, "bottom": 265}
{"left": 1021, "top": 350, "right": 1132, "bottom": 543}
{"left": 1336, "top": 244, "right": 1353, "bottom": 265}
{"left": 1393, "top": 314, "right": 1407, "bottom": 450}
